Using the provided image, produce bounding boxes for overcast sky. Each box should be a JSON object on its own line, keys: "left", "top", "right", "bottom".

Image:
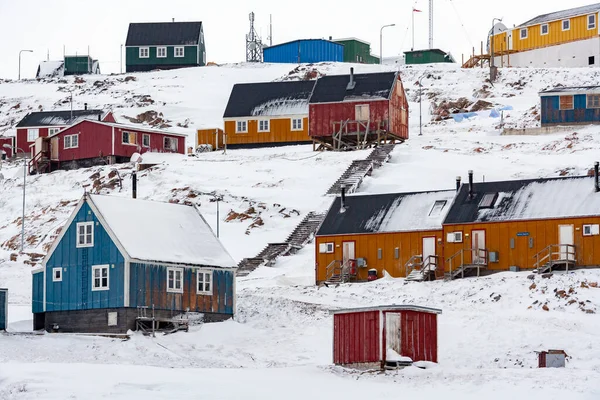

{"left": 0, "top": 0, "right": 594, "bottom": 79}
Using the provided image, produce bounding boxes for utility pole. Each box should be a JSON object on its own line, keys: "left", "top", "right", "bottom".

{"left": 429, "top": 0, "right": 434, "bottom": 49}
{"left": 18, "top": 50, "right": 33, "bottom": 80}
{"left": 380, "top": 24, "right": 395, "bottom": 65}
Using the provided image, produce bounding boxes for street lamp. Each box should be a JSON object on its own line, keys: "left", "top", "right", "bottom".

{"left": 3, "top": 144, "right": 27, "bottom": 253}
{"left": 18, "top": 50, "right": 33, "bottom": 80}
{"left": 380, "top": 24, "right": 395, "bottom": 65}
{"left": 490, "top": 18, "right": 503, "bottom": 69}
{"left": 418, "top": 74, "right": 427, "bottom": 136}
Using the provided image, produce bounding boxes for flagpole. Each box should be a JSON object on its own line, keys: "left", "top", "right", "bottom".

{"left": 412, "top": 10, "right": 415, "bottom": 51}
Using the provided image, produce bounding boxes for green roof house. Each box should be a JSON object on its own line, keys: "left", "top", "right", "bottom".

{"left": 333, "top": 38, "right": 379, "bottom": 64}
{"left": 404, "top": 49, "right": 455, "bottom": 65}
{"left": 125, "top": 21, "right": 206, "bottom": 73}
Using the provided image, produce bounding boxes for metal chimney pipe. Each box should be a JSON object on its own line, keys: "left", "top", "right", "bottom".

{"left": 84, "top": 103, "right": 88, "bottom": 110}
{"left": 468, "top": 170, "right": 474, "bottom": 200}
{"left": 456, "top": 176, "right": 462, "bottom": 192}
{"left": 595, "top": 162, "right": 599, "bottom": 193}
{"left": 350, "top": 67, "right": 354, "bottom": 85}
{"left": 132, "top": 170, "right": 137, "bottom": 199}
{"left": 340, "top": 186, "right": 346, "bottom": 212}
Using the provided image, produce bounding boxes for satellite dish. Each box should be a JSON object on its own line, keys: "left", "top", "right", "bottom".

{"left": 487, "top": 22, "right": 508, "bottom": 52}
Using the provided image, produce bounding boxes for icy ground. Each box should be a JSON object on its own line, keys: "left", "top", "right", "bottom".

{"left": 1, "top": 63, "right": 600, "bottom": 398}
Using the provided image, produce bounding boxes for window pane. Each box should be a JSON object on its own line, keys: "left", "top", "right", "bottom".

{"left": 122, "top": 132, "right": 128, "bottom": 143}
{"left": 94, "top": 268, "right": 100, "bottom": 278}
{"left": 206, "top": 273, "right": 211, "bottom": 283}
{"left": 102, "top": 268, "right": 107, "bottom": 278}
{"left": 102, "top": 277, "right": 108, "bottom": 287}
{"left": 205, "top": 282, "right": 210, "bottom": 292}
{"left": 94, "top": 277, "right": 100, "bottom": 288}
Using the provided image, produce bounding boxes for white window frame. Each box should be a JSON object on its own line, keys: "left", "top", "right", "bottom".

{"left": 583, "top": 224, "right": 600, "bottom": 236}
{"left": 174, "top": 47, "right": 185, "bottom": 58}
{"left": 48, "top": 127, "right": 62, "bottom": 136}
{"left": 52, "top": 267, "right": 63, "bottom": 282}
{"left": 447, "top": 231, "right": 463, "bottom": 243}
{"left": 319, "top": 242, "right": 335, "bottom": 254}
{"left": 197, "top": 270, "right": 212, "bottom": 295}
{"left": 587, "top": 94, "right": 600, "bottom": 109}
{"left": 76, "top": 221, "right": 94, "bottom": 248}
{"left": 540, "top": 24, "right": 549, "bottom": 36}
{"left": 167, "top": 267, "right": 184, "bottom": 293}
{"left": 122, "top": 131, "right": 137, "bottom": 145}
{"left": 589, "top": 14, "right": 597, "bottom": 30}
{"left": 92, "top": 265, "right": 109, "bottom": 291}
{"left": 142, "top": 134, "right": 150, "bottom": 148}
{"left": 236, "top": 120, "right": 248, "bottom": 133}
{"left": 258, "top": 119, "right": 270, "bottom": 132}
{"left": 139, "top": 47, "right": 149, "bottom": 58}
{"left": 27, "top": 128, "right": 39, "bottom": 142}
{"left": 163, "top": 136, "right": 178, "bottom": 152}
{"left": 156, "top": 46, "right": 167, "bottom": 58}
{"left": 291, "top": 118, "right": 303, "bottom": 131}
{"left": 64, "top": 134, "right": 79, "bottom": 149}
{"left": 562, "top": 19, "right": 571, "bottom": 31}
{"left": 520, "top": 28, "right": 528, "bottom": 39}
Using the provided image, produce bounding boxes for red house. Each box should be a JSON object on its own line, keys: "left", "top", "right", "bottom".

{"left": 332, "top": 305, "right": 441, "bottom": 370}
{"left": 15, "top": 108, "right": 114, "bottom": 154}
{"left": 29, "top": 120, "right": 186, "bottom": 173}
{"left": 309, "top": 69, "right": 408, "bottom": 151}
{"left": 0, "top": 136, "right": 15, "bottom": 158}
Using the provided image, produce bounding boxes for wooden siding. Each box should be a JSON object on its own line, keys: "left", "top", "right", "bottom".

{"left": 309, "top": 99, "right": 390, "bottom": 138}
{"left": 443, "top": 216, "right": 600, "bottom": 272}
{"left": 389, "top": 78, "right": 410, "bottom": 139}
{"left": 333, "top": 310, "right": 380, "bottom": 365}
{"left": 126, "top": 45, "right": 200, "bottom": 67}
{"left": 223, "top": 117, "right": 310, "bottom": 146}
{"left": 315, "top": 230, "right": 444, "bottom": 283}
{"left": 129, "top": 264, "right": 234, "bottom": 315}
{"left": 541, "top": 94, "right": 600, "bottom": 126}
{"left": 0, "top": 137, "right": 14, "bottom": 157}
{"left": 17, "top": 127, "right": 52, "bottom": 154}
{"left": 395, "top": 310, "right": 438, "bottom": 363}
{"left": 197, "top": 128, "right": 224, "bottom": 149}
{"left": 32, "top": 271, "right": 44, "bottom": 313}
{"left": 44, "top": 201, "right": 126, "bottom": 312}
{"left": 0, "top": 289, "right": 7, "bottom": 331}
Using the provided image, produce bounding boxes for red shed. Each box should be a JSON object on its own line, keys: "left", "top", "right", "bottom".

{"left": 0, "top": 136, "right": 15, "bottom": 158}
{"left": 309, "top": 69, "right": 408, "bottom": 151}
{"left": 29, "top": 120, "right": 185, "bottom": 173}
{"left": 332, "top": 305, "right": 441, "bottom": 369}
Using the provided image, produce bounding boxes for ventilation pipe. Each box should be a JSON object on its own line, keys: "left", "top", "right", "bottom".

{"left": 132, "top": 170, "right": 137, "bottom": 199}
{"left": 84, "top": 103, "right": 88, "bottom": 110}
{"left": 340, "top": 186, "right": 346, "bottom": 212}
{"left": 468, "top": 170, "right": 474, "bottom": 200}
{"left": 347, "top": 67, "right": 355, "bottom": 90}
{"left": 595, "top": 162, "right": 599, "bottom": 193}
{"left": 456, "top": 176, "right": 462, "bottom": 192}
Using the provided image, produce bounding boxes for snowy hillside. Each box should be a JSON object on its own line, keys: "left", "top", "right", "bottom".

{"left": 1, "top": 63, "right": 600, "bottom": 399}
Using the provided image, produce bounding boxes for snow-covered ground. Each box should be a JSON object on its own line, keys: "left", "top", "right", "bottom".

{"left": 1, "top": 63, "right": 600, "bottom": 399}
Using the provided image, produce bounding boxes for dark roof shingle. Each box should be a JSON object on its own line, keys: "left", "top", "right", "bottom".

{"left": 16, "top": 110, "right": 105, "bottom": 128}
{"left": 309, "top": 71, "right": 397, "bottom": 104}
{"left": 125, "top": 22, "right": 202, "bottom": 46}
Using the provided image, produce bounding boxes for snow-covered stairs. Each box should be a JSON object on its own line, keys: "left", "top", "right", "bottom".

{"left": 405, "top": 269, "right": 426, "bottom": 282}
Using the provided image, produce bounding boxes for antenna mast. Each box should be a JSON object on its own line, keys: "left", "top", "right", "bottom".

{"left": 429, "top": 0, "right": 434, "bottom": 49}
{"left": 268, "top": 14, "right": 273, "bottom": 47}
{"left": 246, "top": 12, "right": 263, "bottom": 62}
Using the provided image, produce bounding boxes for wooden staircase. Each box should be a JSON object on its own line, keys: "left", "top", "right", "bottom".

{"left": 445, "top": 248, "right": 488, "bottom": 280}
{"left": 405, "top": 255, "right": 439, "bottom": 282}
{"left": 533, "top": 244, "right": 576, "bottom": 274}
{"left": 323, "top": 260, "right": 355, "bottom": 286}
{"left": 462, "top": 54, "right": 490, "bottom": 68}
{"left": 28, "top": 150, "right": 50, "bottom": 175}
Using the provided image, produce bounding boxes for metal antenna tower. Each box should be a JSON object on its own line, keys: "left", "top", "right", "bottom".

{"left": 246, "top": 12, "right": 263, "bottom": 62}
{"left": 429, "top": 0, "right": 434, "bottom": 49}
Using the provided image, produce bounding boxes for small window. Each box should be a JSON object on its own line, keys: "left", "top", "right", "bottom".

{"left": 587, "top": 94, "right": 600, "bottom": 108}
{"left": 541, "top": 24, "right": 549, "bottom": 35}
{"left": 139, "top": 47, "right": 149, "bottom": 58}
{"left": 164, "top": 137, "right": 178, "bottom": 152}
{"left": 27, "top": 128, "right": 39, "bottom": 142}
{"left": 291, "top": 118, "right": 303, "bottom": 131}
{"left": 76, "top": 222, "right": 94, "bottom": 248}
{"left": 319, "top": 242, "right": 334, "bottom": 254}
{"left": 479, "top": 193, "right": 498, "bottom": 209}
{"left": 142, "top": 134, "right": 150, "bottom": 147}
{"left": 92, "top": 265, "right": 109, "bottom": 290}
{"left": 157, "top": 47, "right": 167, "bottom": 58}
{"left": 355, "top": 104, "right": 370, "bottom": 121}
{"left": 447, "top": 232, "right": 463, "bottom": 243}
{"left": 583, "top": 224, "right": 600, "bottom": 236}
{"left": 197, "top": 270, "right": 212, "bottom": 295}
{"left": 520, "top": 28, "right": 528, "bottom": 39}
{"left": 429, "top": 200, "right": 447, "bottom": 217}
{"left": 559, "top": 95, "right": 574, "bottom": 110}
{"left": 48, "top": 127, "right": 62, "bottom": 136}
{"left": 562, "top": 19, "right": 570, "bottom": 31}
{"left": 258, "top": 120, "right": 270, "bottom": 132}
{"left": 174, "top": 47, "right": 185, "bottom": 58}
{"left": 52, "top": 267, "right": 62, "bottom": 282}
{"left": 236, "top": 120, "right": 248, "bottom": 133}
{"left": 122, "top": 131, "right": 137, "bottom": 145}
{"left": 589, "top": 14, "right": 596, "bottom": 30}
{"left": 167, "top": 267, "right": 184, "bottom": 293}
{"left": 64, "top": 134, "right": 79, "bottom": 149}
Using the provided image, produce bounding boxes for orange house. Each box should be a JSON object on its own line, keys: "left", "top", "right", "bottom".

{"left": 315, "top": 188, "right": 456, "bottom": 285}
{"left": 219, "top": 80, "right": 315, "bottom": 148}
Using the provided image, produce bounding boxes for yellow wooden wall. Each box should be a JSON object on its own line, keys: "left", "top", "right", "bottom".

{"left": 223, "top": 117, "right": 310, "bottom": 146}
{"left": 315, "top": 230, "right": 444, "bottom": 283}
{"left": 197, "top": 128, "right": 224, "bottom": 150}
{"left": 443, "top": 216, "right": 600, "bottom": 272}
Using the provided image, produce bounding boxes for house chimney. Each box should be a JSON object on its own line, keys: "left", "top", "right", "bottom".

{"left": 84, "top": 103, "right": 88, "bottom": 110}
{"left": 340, "top": 186, "right": 346, "bottom": 213}
{"left": 468, "top": 170, "right": 474, "bottom": 200}
{"left": 329, "top": 36, "right": 332, "bottom": 40}
{"left": 595, "top": 162, "right": 599, "bottom": 193}
{"left": 346, "top": 67, "right": 356, "bottom": 90}
{"left": 456, "top": 176, "right": 462, "bottom": 192}
{"left": 172, "top": 18, "right": 175, "bottom": 22}
{"left": 98, "top": 114, "right": 101, "bottom": 121}
{"left": 132, "top": 170, "right": 137, "bottom": 199}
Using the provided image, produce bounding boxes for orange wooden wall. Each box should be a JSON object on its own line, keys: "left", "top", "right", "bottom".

{"left": 223, "top": 117, "right": 310, "bottom": 146}
{"left": 197, "top": 128, "right": 224, "bottom": 149}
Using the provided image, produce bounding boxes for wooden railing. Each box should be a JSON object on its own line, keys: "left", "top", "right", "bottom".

{"left": 446, "top": 248, "right": 489, "bottom": 279}
{"left": 533, "top": 244, "right": 576, "bottom": 273}
{"left": 405, "top": 255, "right": 439, "bottom": 280}
{"left": 28, "top": 149, "right": 48, "bottom": 174}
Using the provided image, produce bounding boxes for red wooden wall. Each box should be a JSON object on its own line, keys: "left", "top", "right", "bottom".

{"left": 389, "top": 78, "right": 409, "bottom": 140}
{"left": 0, "top": 137, "right": 14, "bottom": 157}
{"left": 333, "top": 311, "right": 380, "bottom": 365}
{"left": 396, "top": 310, "right": 438, "bottom": 363}
{"left": 309, "top": 100, "right": 390, "bottom": 138}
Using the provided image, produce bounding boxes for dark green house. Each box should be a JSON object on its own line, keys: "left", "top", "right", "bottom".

{"left": 404, "top": 49, "right": 455, "bottom": 65}
{"left": 333, "top": 38, "right": 379, "bottom": 64}
{"left": 64, "top": 55, "right": 100, "bottom": 75}
{"left": 125, "top": 21, "right": 206, "bottom": 73}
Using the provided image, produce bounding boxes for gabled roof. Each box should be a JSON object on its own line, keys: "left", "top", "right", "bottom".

{"left": 309, "top": 71, "right": 397, "bottom": 104}
{"left": 518, "top": 3, "right": 600, "bottom": 27}
{"left": 317, "top": 190, "right": 456, "bottom": 236}
{"left": 47, "top": 119, "right": 187, "bottom": 139}
{"left": 125, "top": 21, "right": 202, "bottom": 46}
{"left": 223, "top": 80, "right": 316, "bottom": 118}
{"left": 444, "top": 176, "right": 600, "bottom": 225}
{"left": 89, "top": 194, "right": 235, "bottom": 267}
{"left": 539, "top": 86, "right": 600, "bottom": 96}
{"left": 16, "top": 110, "right": 106, "bottom": 128}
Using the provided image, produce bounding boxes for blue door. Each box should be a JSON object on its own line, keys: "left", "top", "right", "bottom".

{"left": 0, "top": 288, "right": 7, "bottom": 331}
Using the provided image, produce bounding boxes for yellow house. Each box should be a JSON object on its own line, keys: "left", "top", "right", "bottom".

{"left": 491, "top": 4, "right": 600, "bottom": 68}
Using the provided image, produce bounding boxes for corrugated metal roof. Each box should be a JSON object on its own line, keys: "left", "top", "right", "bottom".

{"left": 223, "top": 80, "right": 316, "bottom": 118}
{"left": 125, "top": 22, "right": 202, "bottom": 46}
{"left": 444, "top": 175, "right": 600, "bottom": 224}
{"left": 309, "top": 71, "right": 397, "bottom": 104}
{"left": 16, "top": 110, "right": 105, "bottom": 128}
{"left": 539, "top": 86, "right": 600, "bottom": 96}
{"left": 518, "top": 3, "right": 600, "bottom": 27}
{"left": 331, "top": 305, "right": 443, "bottom": 315}
{"left": 264, "top": 38, "right": 342, "bottom": 51}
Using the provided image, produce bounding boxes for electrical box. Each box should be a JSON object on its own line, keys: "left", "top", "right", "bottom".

{"left": 357, "top": 258, "right": 367, "bottom": 268}
{"left": 489, "top": 251, "right": 499, "bottom": 263}
{"left": 509, "top": 266, "right": 520, "bottom": 272}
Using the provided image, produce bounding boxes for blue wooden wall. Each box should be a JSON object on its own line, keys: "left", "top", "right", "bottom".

{"left": 130, "top": 263, "right": 234, "bottom": 315}
{"left": 541, "top": 94, "right": 600, "bottom": 125}
{"left": 32, "top": 272, "right": 43, "bottom": 313}
{"left": 41, "top": 201, "right": 125, "bottom": 312}
{"left": 264, "top": 40, "right": 344, "bottom": 64}
{"left": 0, "top": 289, "right": 7, "bottom": 330}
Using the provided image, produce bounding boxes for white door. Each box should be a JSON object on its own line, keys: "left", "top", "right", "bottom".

{"left": 342, "top": 242, "right": 355, "bottom": 264}
{"left": 472, "top": 230, "right": 486, "bottom": 264}
{"left": 385, "top": 312, "right": 402, "bottom": 359}
{"left": 34, "top": 137, "right": 44, "bottom": 157}
{"left": 50, "top": 137, "right": 59, "bottom": 160}
{"left": 558, "top": 225, "right": 575, "bottom": 261}
{"left": 355, "top": 104, "right": 370, "bottom": 121}
{"left": 422, "top": 237, "right": 436, "bottom": 269}
{"left": 508, "top": 32, "right": 513, "bottom": 50}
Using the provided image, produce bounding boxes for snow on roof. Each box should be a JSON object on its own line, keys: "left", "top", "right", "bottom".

{"left": 250, "top": 98, "right": 309, "bottom": 116}
{"left": 539, "top": 86, "right": 600, "bottom": 96}
{"left": 36, "top": 61, "right": 65, "bottom": 79}
{"left": 331, "top": 305, "right": 442, "bottom": 315}
{"left": 16, "top": 110, "right": 105, "bottom": 128}
{"left": 518, "top": 3, "right": 600, "bottom": 27}
{"left": 89, "top": 194, "right": 235, "bottom": 268}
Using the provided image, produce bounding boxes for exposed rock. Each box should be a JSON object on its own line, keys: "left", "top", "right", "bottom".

{"left": 542, "top": 304, "right": 550, "bottom": 311}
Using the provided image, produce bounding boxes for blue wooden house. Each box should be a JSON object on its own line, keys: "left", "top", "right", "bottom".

{"left": 32, "top": 194, "right": 236, "bottom": 333}
{"left": 540, "top": 86, "right": 600, "bottom": 126}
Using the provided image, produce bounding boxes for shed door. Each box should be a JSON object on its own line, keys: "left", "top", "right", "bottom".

{"left": 355, "top": 104, "right": 370, "bottom": 121}
{"left": 0, "top": 289, "right": 7, "bottom": 331}
{"left": 472, "top": 230, "right": 486, "bottom": 264}
{"left": 558, "top": 225, "right": 574, "bottom": 261}
{"left": 342, "top": 242, "right": 355, "bottom": 264}
{"left": 422, "top": 237, "right": 436, "bottom": 265}
{"left": 385, "top": 312, "right": 402, "bottom": 359}
{"left": 50, "top": 137, "right": 59, "bottom": 160}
